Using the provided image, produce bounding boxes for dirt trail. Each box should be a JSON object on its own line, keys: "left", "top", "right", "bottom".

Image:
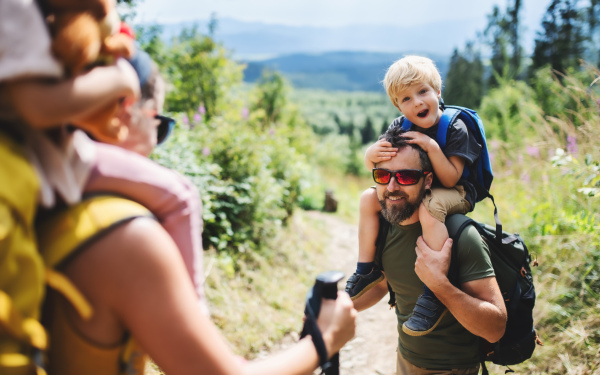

{"left": 305, "top": 211, "right": 398, "bottom": 375}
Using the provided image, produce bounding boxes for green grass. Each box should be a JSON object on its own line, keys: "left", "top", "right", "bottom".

{"left": 203, "top": 209, "right": 331, "bottom": 356}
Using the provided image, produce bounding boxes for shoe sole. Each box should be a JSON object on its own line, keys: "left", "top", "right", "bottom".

{"left": 401, "top": 309, "right": 448, "bottom": 337}
{"left": 349, "top": 274, "right": 385, "bottom": 301}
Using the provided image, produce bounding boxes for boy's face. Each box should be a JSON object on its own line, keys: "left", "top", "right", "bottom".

{"left": 395, "top": 83, "right": 442, "bottom": 129}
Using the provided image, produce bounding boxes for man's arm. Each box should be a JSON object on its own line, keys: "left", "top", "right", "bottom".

{"left": 413, "top": 236, "right": 507, "bottom": 343}
{"left": 352, "top": 277, "right": 388, "bottom": 312}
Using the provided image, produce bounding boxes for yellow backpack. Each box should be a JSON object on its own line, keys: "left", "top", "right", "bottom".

{"left": 36, "top": 195, "right": 154, "bottom": 375}
{"left": 0, "top": 132, "right": 47, "bottom": 375}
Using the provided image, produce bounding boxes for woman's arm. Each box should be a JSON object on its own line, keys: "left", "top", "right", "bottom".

{"left": 64, "top": 218, "right": 356, "bottom": 375}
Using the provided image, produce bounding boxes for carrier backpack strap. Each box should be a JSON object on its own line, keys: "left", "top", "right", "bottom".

{"left": 37, "top": 196, "right": 154, "bottom": 320}
{"left": 374, "top": 213, "right": 395, "bottom": 308}
{"left": 435, "top": 107, "right": 461, "bottom": 149}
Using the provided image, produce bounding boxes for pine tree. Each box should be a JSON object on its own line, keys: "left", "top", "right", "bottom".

{"left": 507, "top": 0, "right": 524, "bottom": 77}
{"left": 443, "top": 42, "right": 485, "bottom": 109}
{"left": 531, "top": 0, "right": 587, "bottom": 74}
{"left": 484, "top": 6, "right": 509, "bottom": 88}
{"left": 361, "top": 117, "right": 376, "bottom": 144}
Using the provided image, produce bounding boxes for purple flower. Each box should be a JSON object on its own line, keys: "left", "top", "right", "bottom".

{"left": 202, "top": 147, "right": 210, "bottom": 156}
{"left": 520, "top": 172, "right": 530, "bottom": 183}
{"left": 526, "top": 146, "right": 540, "bottom": 158}
{"left": 488, "top": 151, "right": 495, "bottom": 164}
{"left": 241, "top": 107, "right": 249, "bottom": 119}
{"left": 198, "top": 105, "right": 206, "bottom": 114}
{"left": 490, "top": 140, "right": 501, "bottom": 150}
{"left": 182, "top": 115, "right": 189, "bottom": 125}
{"left": 567, "top": 135, "right": 578, "bottom": 155}
{"left": 194, "top": 113, "right": 202, "bottom": 123}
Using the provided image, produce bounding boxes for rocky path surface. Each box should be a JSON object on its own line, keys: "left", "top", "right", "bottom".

{"left": 305, "top": 211, "right": 398, "bottom": 375}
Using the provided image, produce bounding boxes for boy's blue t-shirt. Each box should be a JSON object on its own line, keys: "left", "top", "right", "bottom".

{"left": 389, "top": 116, "right": 482, "bottom": 208}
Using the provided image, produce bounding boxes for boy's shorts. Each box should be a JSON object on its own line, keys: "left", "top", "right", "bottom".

{"left": 422, "top": 186, "right": 471, "bottom": 223}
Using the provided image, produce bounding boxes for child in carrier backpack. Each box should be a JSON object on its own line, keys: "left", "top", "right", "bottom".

{"left": 345, "top": 55, "right": 483, "bottom": 336}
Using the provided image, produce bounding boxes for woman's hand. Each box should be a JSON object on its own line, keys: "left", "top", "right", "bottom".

{"left": 317, "top": 292, "right": 357, "bottom": 357}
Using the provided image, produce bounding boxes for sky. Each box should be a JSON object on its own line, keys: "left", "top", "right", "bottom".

{"left": 133, "top": 0, "right": 550, "bottom": 31}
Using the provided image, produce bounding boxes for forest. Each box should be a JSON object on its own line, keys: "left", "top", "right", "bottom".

{"left": 123, "top": 0, "right": 600, "bottom": 373}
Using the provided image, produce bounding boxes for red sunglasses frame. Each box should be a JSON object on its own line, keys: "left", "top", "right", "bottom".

{"left": 372, "top": 168, "right": 431, "bottom": 186}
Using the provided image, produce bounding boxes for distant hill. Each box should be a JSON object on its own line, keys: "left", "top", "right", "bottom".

{"left": 241, "top": 51, "right": 450, "bottom": 92}
{"left": 157, "top": 18, "right": 478, "bottom": 58}
{"left": 153, "top": 19, "right": 451, "bottom": 91}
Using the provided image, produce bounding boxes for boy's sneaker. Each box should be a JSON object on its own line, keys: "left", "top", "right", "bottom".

{"left": 402, "top": 293, "right": 448, "bottom": 336}
{"left": 345, "top": 268, "right": 384, "bottom": 300}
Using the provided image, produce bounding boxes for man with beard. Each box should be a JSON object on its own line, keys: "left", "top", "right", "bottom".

{"left": 353, "top": 126, "right": 506, "bottom": 375}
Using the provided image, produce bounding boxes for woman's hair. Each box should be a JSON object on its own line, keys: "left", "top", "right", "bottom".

{"left": 382, "top": 55, "right": 442, "bottom": 109}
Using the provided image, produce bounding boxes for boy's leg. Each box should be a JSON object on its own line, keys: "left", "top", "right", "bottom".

{"left": 345, "top": 188, "right": 384, "bottom": 299}
{"left": 85, "top": 142, "right": 208, "bottom": 314}
{"left": 403, "top": 187, "right": 470, "bottom": 336}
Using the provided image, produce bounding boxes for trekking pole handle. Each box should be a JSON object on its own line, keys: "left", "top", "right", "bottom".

{"left": 306, "top": 270, "right": 344, "bottom": 375}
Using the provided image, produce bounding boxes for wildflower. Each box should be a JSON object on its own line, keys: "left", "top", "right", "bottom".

{"left": 241, "top": 107, "right": 249, "bottom": 119}
{"left": 182, "top": 115, "right": 189, "bottom": 125}
{"left": 198, "top": 105, "right": 206, "bottom": 114}
{"left": 567, "top": 135, "right": 578, "bottom": 155}
{"left": 520, "top": 172, "right": 530, "bottom": 183}
{"left": 526, "top": 146, "right": 540, "bottom": 158}
{"left": 194, "top": 113, "right": 202, "bottom": 123}
{"left": 202, "top": 147, "right": 210, "bottom": 156}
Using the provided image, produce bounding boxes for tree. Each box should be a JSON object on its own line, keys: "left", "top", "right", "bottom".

{"left": 507, "top": 0, "right": 524, "bottom": 77}
{"left": 443, "top": 42, "right": 485, "bottom": 109}
{"left": 360, "top": 117, "right": 376, "bottom": 144}
{"left": 165, "top": 23, "right": 243, "bottom": 123}
{"left": 584, "top": 0, "right": 600, "bottom": 64}
{"left": 135, "top": 24, "right": 167, "bottom": 67}
{"left": 484, "top": 6, "right": 509, "bottom": 88}
{"left": 380, "top": 119, "right": 389, "bottom": 136}
{"left": 482, "top": 0, "right": 524, "bottom": 86}
{"left": 250, "top": 70, "right": 288, "bottom": 128}
{"left": 531, "top": 0, "right": 587, "bottom": 74}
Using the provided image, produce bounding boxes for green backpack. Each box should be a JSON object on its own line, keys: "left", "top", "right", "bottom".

{"left": 376, "top": 198, "right": 542, "bottom": 374}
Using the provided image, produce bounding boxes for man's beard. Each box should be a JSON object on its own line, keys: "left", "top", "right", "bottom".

{"left": 379, "top": 185, "right": 427, "bottom": 225}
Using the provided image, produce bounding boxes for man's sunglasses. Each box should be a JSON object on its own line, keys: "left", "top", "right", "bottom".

{"left": 156, "top": 115, "right": 175, "bottom": 145}
{"left": 372, "top": 168, "right": 431, "bottom": 186}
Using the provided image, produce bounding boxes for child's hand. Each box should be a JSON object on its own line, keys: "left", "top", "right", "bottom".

{"left": 402, "top": 131, "right": 438, "bottom": 153}
{"left": 365, "top": 139, "right": 398, "bottom": 164}
{"left": 115, "top": 58, "right": 140, "bottom": 104}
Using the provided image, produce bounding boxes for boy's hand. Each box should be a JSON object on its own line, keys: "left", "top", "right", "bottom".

{"left": 365, "top": 139, "right": 398, "bottom": 164}
{"left": 115, "top": 58, "right": 141, "bottom": 104}
{"left": 402, "top": 131, "right": 438, "bottom": 153}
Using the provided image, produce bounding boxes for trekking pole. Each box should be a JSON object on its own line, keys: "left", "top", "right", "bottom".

{"left": 301, "top": 270, "right": 345, "bottom": 375}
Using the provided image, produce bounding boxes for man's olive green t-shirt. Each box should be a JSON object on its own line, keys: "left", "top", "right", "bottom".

{"left": 380, "top": 219, "right": 495, "bottom": 370}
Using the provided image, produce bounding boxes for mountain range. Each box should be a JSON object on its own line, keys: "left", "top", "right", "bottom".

{"left": 156, "top": 18, "right": 460, "bottom": 91}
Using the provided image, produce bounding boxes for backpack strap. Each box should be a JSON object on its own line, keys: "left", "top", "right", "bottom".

{"left": 374, "top": 213, "right": 395, "bottom": 308}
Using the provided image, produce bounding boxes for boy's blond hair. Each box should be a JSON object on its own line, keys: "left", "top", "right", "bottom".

{"left": 383, "top": 55, "right": 442, "bottom": 109}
